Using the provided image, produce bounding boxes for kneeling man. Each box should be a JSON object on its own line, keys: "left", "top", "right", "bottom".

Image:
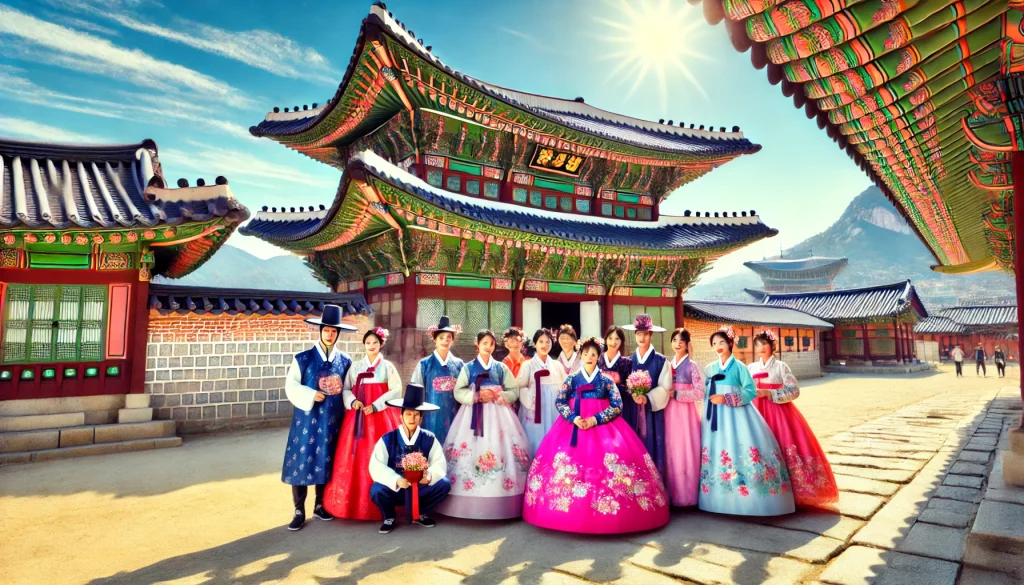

{"left": 369, "top": 383, "right": 451, "bottom": 533}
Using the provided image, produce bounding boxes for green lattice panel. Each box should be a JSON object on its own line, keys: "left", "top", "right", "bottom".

{"left": 79, "top": 286, "right": 106, "bottom": 361}
{"left": 2, "top": 285, "right": 30, "bottom": 363}
{"left": 55, "top": 286, "right": 81, "bottom": 362}
{"left": 489, "top": 301, "right": 511, "bottom": 333}
{"left": 29, "top": 286, "right": 56, "bottom": 361}
{"left": 466, "top": 300, "right": 489, "bottom": 335}
{"left": 416, "top": 298, "right": 445, "bottom": 329}
{"left": 446, "top": 300, "right": 468, "bottom": 333}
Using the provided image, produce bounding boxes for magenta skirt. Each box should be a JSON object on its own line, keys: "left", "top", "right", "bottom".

{"left": 753, "top": 397, "right": 839, "bottom": 507}
{"left": 523, "top": 397, "right": 669, "bottom": 534}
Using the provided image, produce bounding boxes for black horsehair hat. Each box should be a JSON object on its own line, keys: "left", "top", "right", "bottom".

{"left": 304, "top": 304, "right": 358, "bottom": 331}
{"left": 428, "top": 315, "right": 461, "bottom": 338}
{"left": 386, "top": 383, "right": 440, "bottom": 412}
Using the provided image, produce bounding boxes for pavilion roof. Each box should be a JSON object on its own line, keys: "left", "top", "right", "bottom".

{"left": 684, "top": 299, "right": 834, "bottom": 329}
{"left": 747, "top": 280, "right": 928, "bottom": 322}
{"left": 744, "top": 256, "right": 849, "bottom": 273}
{"left": 0, "top": 137, "right": 249, "bottom": 277}
{"left": 148, "top": 284, "right": 371, "bottom": 318}
{"left": 695, "top": 0, "right": 1021, "bottom": 273}
{"left": 249, "top": 3, "right": 758, "bottom": 182}
{"left": 239, "top": 151, "right": 778, "bottom": 255}
{"left": 914, "top": 315, "right": 967, "bottom": 334}
{"left": 937, "top": 305, "right": 1018, "bottom": 326}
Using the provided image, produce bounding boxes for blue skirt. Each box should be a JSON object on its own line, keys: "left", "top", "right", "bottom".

{"left": 281, "top": 394, "right": 344, "bottom": 485}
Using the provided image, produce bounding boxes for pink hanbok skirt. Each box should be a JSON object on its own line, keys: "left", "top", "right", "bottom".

{"left": 664, "top": 398, "right": 702, "bottom": 506}
{"left": 753, "top": 396, "right": 839, "bottom": 507}
{"left": 523, "top": 396, "right": 669, "bottom": 534}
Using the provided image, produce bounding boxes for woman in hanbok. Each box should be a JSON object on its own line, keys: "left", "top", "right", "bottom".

{"left": 524, "top": 337, "right": 669, "bottom": 534}
{"left": 437, "top": 330, "right": 532, "bottom": 519}
{"left": 516, "top": 329, "right": 568, "bottom": 455}
{"left": 700, "top": 327, "right": 794, "bottom": 516}
{"left": 622, "top": 314, "right": 670, "bottom": 480}
{"left": 555, "top": 324, "right": 581, "bottom": 376}
{"left": 748, "top": 331, "right": 838, "bottom": 508}
{"left": 502, "top": 326, "right": 527, "bottom": 378}
{"left": 658, "top": 328, "right": 703, "bottom": 506}
{"left": 324, "top": 326, "right": 403, "bottom": 520}
{"left": 599, "top": 326, "right": 633, "bottom": 396}
{"left": 409, "top": 315, "right": 465, "bottom": 443}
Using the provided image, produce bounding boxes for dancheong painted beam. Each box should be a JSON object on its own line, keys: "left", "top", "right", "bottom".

{"left": 693, "top": 0, "right": 1022, "bottom": 275}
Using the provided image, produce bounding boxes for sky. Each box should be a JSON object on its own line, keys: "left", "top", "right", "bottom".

{"left": 0, "top": 0, "right": 874, "bottom": 282}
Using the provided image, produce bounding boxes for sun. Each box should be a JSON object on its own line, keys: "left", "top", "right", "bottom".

{"left": 594, "top": 0, "right": 711, "bottom": 111}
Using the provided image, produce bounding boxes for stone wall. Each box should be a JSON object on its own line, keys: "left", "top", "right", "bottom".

{"left": 686, "top": 318, "right": 823, "bottom": 379}
{"left": 145, "top": 312, "right": 371, "bottom": 433}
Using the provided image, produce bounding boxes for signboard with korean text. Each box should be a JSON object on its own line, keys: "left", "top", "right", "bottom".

{"left": 529, "top": 145, "right": 587, "bottom": 178}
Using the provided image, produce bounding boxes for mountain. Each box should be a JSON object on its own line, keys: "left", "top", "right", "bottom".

{"left": 690, "top": 186, "right": 1015, "bottom": 308}
{"left": 153, "top": 245, "right": 329, "bottom": 292}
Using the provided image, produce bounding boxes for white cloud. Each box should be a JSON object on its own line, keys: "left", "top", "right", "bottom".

{"left": 43, "top": 13, "right": 120, "bottom": 36}
{"left": 159, "top": 142, "right": 337, "bottom": 190}
{"left": 0, "top": 116, "right": 104, "bottom": 143}
{"left": 0, "top": 4, "right": 254, "bottom": 109}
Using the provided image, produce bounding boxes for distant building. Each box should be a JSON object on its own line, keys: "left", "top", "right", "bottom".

{"left": 744, "top": 255, "right": 848, "bottom": 293}
{"left": 915, "top": 306, "right": 1018, "bottom": 361}
{"left": 747, "top": 281, "right": 928, "bottom": 366}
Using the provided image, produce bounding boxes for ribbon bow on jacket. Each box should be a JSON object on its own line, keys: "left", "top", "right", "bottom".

{"left": 705, "top": 372, "right": 727, "bottom": 433}
{"left": 532, "top": 369, "right": 550, "bottom": 424}
{"left": 352, "top": 368, "right": 375, "bottom": 439}
{"left": 470, "top": 373, "right": 491, "bottom": 437}
{"left": 569, "top": 382, "right": 595, "bottom": 447}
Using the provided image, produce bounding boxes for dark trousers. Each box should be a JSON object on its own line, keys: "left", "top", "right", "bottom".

{"left": 954, "top": 361, "right": 962, "bottom": 377}
{"left": 976, "top": 360, "right": 987, "bottom": 376}
{"left": 292, "top": 484, "right": 325, "bottom": 511}
{"left": 370, "top": 478, "right": 451, "bottom": 520}
{"left": 996, "top": 362, "right": 1006, "bottom": 377}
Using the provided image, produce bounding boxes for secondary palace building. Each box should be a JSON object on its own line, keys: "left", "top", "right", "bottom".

{"left": 744, "top": 255, "right": 848, "bottom": 293}
{"left": 241, "top": 3, "right": 778, "bottom": 373}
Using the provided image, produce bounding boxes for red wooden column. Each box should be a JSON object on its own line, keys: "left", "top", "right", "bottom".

{"left": 894, "top": 316, "right": 903, "bottom": 363}
{"left": 128, "top": 279, "right": 150, "bottom": 394}
{"left": 402, "top": 273, "right": 417, "bottom": 330}
{"left": 674, "top": 290, "right": 685, "bottom": 330}
{"left": 862, "top": 322, "right": 872, "bottom": 363}
{"left": 512, "top": 287, "right": 524, "bottom": 327}
{"left": 1012, "top": 150, "right": 1024, "bottom": 427}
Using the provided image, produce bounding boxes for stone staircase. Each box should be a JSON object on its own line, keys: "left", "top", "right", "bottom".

{"left": 0, "top": 394, "right": 181, "bottom": 465}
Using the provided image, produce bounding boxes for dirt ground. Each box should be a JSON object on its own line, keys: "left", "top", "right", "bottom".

{"left": 0, "top": 363, "right": 1014, "bottom": 585}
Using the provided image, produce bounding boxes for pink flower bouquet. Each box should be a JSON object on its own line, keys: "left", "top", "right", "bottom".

{"left": 626, "top": 370, "right": 652, "bottom": 397}
{"left": 399, "top": 451, "right": 430, "bottom": 483}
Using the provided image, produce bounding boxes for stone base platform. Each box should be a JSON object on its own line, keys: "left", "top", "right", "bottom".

{"left": 824, "top": 363, "right": 933, "bottom": 375}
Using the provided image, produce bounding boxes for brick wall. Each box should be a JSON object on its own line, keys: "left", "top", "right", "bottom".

{"left": 685, "top": 318, "right": 823, "bottom": 379}
{"left": 145, "top": 312, "right": 371, "bottom": 433}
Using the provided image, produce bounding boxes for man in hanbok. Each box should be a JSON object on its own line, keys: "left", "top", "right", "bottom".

{"left": 281, "top": 304, "right": 357, "bottom": 531}
{"left": 369, "top": 383, "right": 451, "bottom": 534}
{"left": 622, "top": 314, "right": 670, "bottom": 479}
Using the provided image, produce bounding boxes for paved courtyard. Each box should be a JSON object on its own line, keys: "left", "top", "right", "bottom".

{"left": 0, "top": 364, "right": 1017, "bottom": 585}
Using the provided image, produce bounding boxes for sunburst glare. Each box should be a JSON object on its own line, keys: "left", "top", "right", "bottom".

{"left": 594, "top": 0, "right": 712, "bottom": 111}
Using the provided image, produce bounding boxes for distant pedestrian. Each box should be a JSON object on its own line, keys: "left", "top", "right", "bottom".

{"left": 994, "top": 345, "right": 1006, "bottom": 378}
{"left": 951, "top": 345, "right": 964, "bottom": 377}
{"left": 974, "top": 344, "right": 987, "bottom": 377}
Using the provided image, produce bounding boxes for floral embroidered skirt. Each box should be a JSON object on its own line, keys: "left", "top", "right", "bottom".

{"left": 753, "top": 397, "right": 839, "bottom": 507}
{"left": 664, "top": 398, "right": 702, "bottom": 506}
{"left": 323, "top": 383, "right": 401, "bottom": 520}
{"left": 699, "top": 403, "right": 795, "bottom": 516}
{"left": 436, "top": 401, "right": 532, "bottom": 520}
{"left": 523, "top": 397, "right": 669, "bottom": 534}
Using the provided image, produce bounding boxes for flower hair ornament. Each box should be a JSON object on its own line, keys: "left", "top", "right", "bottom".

{"left": 760, "top": 329, "right": 777, "bottom": 342}
{"left": 503, "top": 326, "right": 525, "bottom": 341}
{"left": 579, "top": 336, "right": 604, "bottom": 353}
{"left": 718, "top": 325, "right": 736, "bottom": 340}
{"left": 372, "top": 326, "right": 390, "bottom": 343}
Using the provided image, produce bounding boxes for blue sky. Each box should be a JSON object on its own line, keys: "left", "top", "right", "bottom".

{"left": 0, "top": 0, "right": 873, "bottom": 281}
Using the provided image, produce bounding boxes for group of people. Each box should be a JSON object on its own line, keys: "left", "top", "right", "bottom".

{"left": 282, "top": 306, "right": 839, "bottom": 535}
{"left": 949, "top": 343, "right": 1008, "bottom": 378}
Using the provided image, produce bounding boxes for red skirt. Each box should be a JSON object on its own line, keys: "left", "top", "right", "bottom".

{"left": 753, "top": 396, "right": 839, "bottom": 507}
{"left": 324, "top": 382, "right": 401, "bottom": 520}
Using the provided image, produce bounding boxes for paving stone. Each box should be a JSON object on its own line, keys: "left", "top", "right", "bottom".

{"left": 830, "top": 465, "right": 917, "bottom": 484}
{"left": 834, "top": 474, "right": 900, "bottom": 497}
{"left": 832, "top": 491, "right": 886, "bottom": 520}
{"left": 967, "top": 435, "right": 999, "bottom": 447}
{"left": 934, "top": 486, "right": 982, "bottom": 503}
{"left": 964, "top": 499, "right": 1024, "bottom": 578}
{"left": 827, "top": 455, "right": 924, "bottom": 472}
{"left": 926, "top": 498, "right": 976, "bottom": 515}
{"left": 964, "top": 441, "right": 997, "bottom": 453}
{"left": 957, "top": 450, "right": 992, "bottom": 464}
{"left": 828, "top": 440, "right": 934, "bottom": 454}
{"left": 941, "top": 474, "right": 983, "bottom": 489}
{"left": 627, "top": 511, "right": 844, "bottom": 564}
{"left": 958, "top": 567, "right": 1023, "bottom": 585}
{"left": 917, "top": 508, "right": 973, "bottom": 528}
{"left": 629, "top": 542, "right": 814, "bottom": 585}
{"left": 949, "top": 461, "right": 988, "bottom": 476}
{"left": 895, "top": 522, "right": 967, "bottom": 561}
{"left": 818, "top": 546, "right": 958, "bottom": 585}
{"left": 827, "top": 446, "right": 932, "bottom": 461}
{"left": 756, "top": 509, "right": 866, "bottom": 542}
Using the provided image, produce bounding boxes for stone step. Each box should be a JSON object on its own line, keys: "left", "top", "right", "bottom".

{"left": 0, "top": 420, "right": 176, "bottom": 453}
{"left": 0, "top": 437, "right": 183, "bottom": 466}
{"left": 0, "top": 412, "right": 86, "bottom": 432}
{"left": 964, "top": 499, "right": 1024, "bottom": 579}
{"left": 117, "top": 408, "right": 153, "bottom": 424}
{"left": 0, "top": 395, "right": 125, "bottom": 417}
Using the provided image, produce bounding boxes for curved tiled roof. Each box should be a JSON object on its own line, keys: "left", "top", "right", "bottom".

{"left": 744, "top": 256, "right": 848, "bottom": 272}
{"left": 747, "top": 281, "right": 928, "bottom": 322}
{"left": 0, "top": 137, "right": 248, "bottom": 230}
{"left": 914, "top": 316, "right": 967, "bottom": 335}
{"left": 148, "top": 284, "right": 371, "bottom": 317}
{"left": 684, "top": 300, "right": 833, "bottom": 329}
{"left": 937, "top": 306, "right": 1018, "bottom": 327}
{"left": 240, "top": 151, "right": 777, "bottom": 252}
{"left": 250, "top": 4, "right": 758, "bottom": 158}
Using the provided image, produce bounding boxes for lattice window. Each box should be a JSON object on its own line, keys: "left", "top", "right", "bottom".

{"left": 576, "top": 199, "right": 590, "bottom": 213}
{"left": 2, "top": 284, "right": 107, "bottom": 364}
{"left": 484, "top": 182, "right": 500, "bottom": 199}
{"left": 446, "top": 175, "right": 461, "bottom": 192}
{"left": 545, "top": 196, "right": 557, "bottom": 209}
{"left": 490, "top": 301, "right": 511, "bottom": 333}
{"left": 513, "top": 187, "right": 528, "bottom": 203}
{"left": 638, "top": 207, "right": 652, "bottom": 220}
{"left": 559, "top": 197, "right": 572, "bottom": 212}
{"left": 426, "top": 170, "right": 443, "bottom": 187}
{"left": 602, "top": 203, "right": 613, "bottom": 216}
{"left": 416, "top": 298, "right": 445, "bottom": 329}
{"left": 466, "top": 300, "right": 489, "bottom": 334}
{"left": 530, "top": 191, "right": 543, "bottom": 207}
{"left": 416, "top": 298, "right": 509, "bottom": 334}
{"left": 840, "top": 339, "right": 864, "bottom": 355}
{"left": 466, "top": 179, "right": 480, "bottom": 196}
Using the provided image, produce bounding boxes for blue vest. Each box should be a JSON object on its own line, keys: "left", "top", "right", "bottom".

{"left": 383, "top": 427, "right": 438, "bottom": 472}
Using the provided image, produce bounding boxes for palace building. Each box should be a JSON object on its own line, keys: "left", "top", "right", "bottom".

{"left": 744, "top": 255, "right": 848, "bottom": 293}
{"left": 241, "top": 3, "right": 778, "bottom": 376}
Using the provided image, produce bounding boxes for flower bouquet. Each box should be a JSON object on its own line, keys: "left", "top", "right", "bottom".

{"left": 626, "top": 370, "right": 653, "bottom": 437}
{"left": 316, "top": 366, "right": 342, "bottom": 396}
{"left": 399, "top": 451, "right": 430, "bottom": 521}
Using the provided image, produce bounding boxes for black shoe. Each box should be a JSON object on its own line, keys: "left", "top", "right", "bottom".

{"left": 288, "top": 510, "right": 305, "bottom": 531}
{"left": 379, "top": 518, "right": 395, "bottom": 534}
{"left": 313, "top": 504, "right": 333, "bottom": 521}
{"left": 413, "top": 515, "right": 436, "bottom": 528}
